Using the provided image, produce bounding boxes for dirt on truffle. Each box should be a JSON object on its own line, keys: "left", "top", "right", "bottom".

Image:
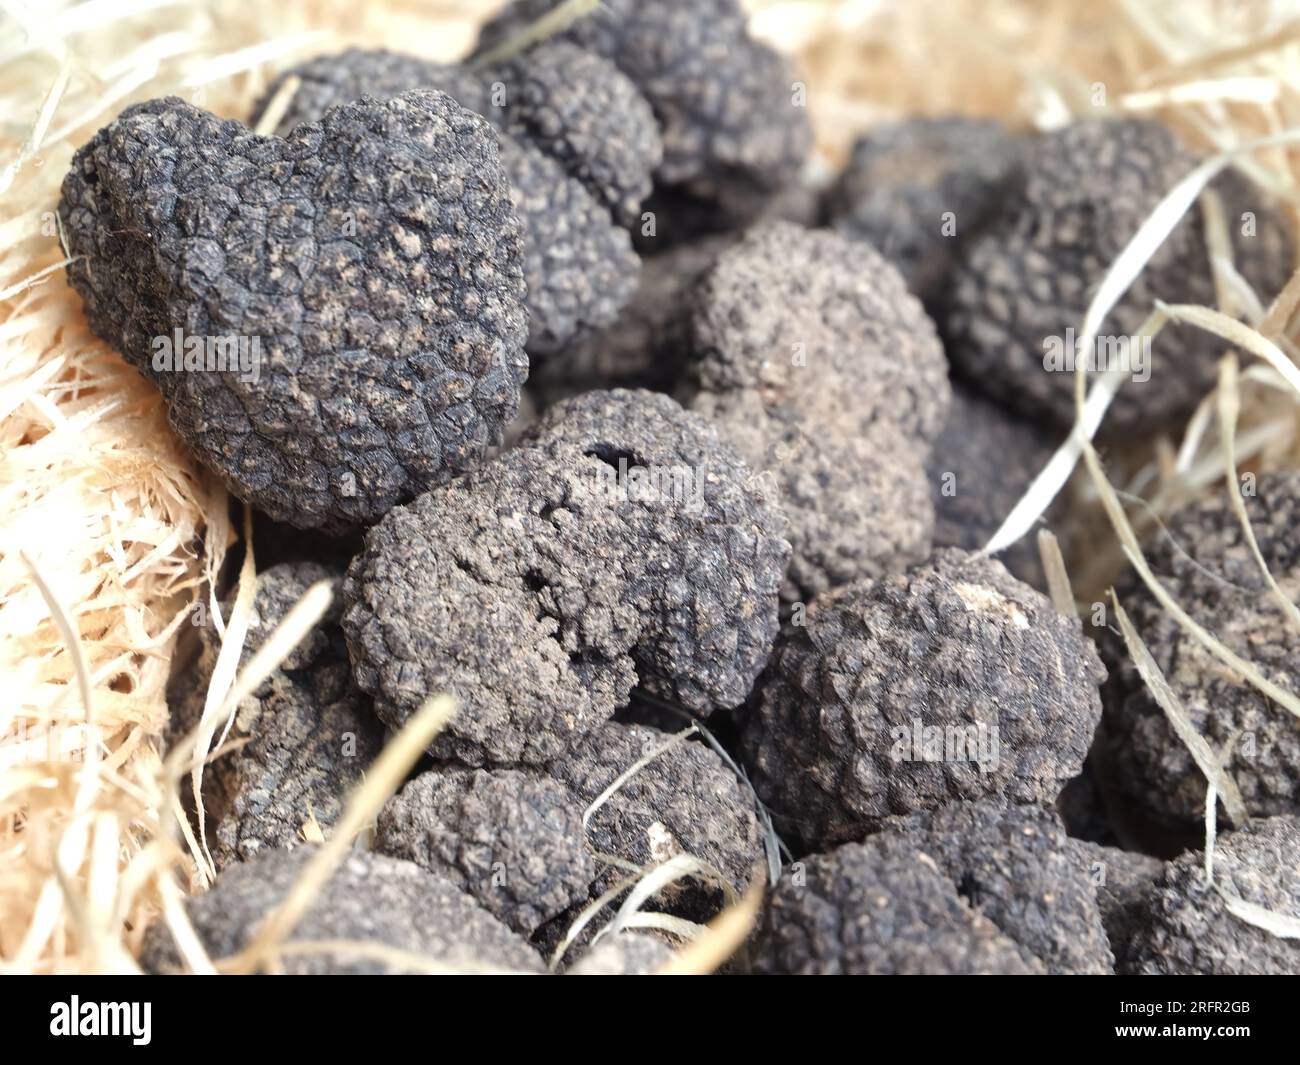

{"left": 342, "top": 389, "right": 789, "bottom": 766}
{"left": 141, "top": 847, "right": 543, "bottom": 974}
{"left": 1121, "top": 816, "right": 1300, "bottom": 975}
{"left": 60, "top": 92, "right": 529, "bottom": 531}
{"left": 1101, "top": 470, "right": 1300, "bottom": 827}
{"left": 739, "top": 549, "right": 1106, "bottom": 850}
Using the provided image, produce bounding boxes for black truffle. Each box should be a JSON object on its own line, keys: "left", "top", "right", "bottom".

{"left": 60, "top": 92, "right": 528, "bottom": 531}
{"left": 927, "top": 384, "right": 1062, "bottom": 589}
{"left": 685, "top": 222, "right": 951, "bottom": 601}
{"left": 940, "top": 117, "right": 1293, "bottom": 429}
{"left": 755, "top": 802, "right": 1112, "bottom": 975}
{"left": 141, "top": 847, "right": 543, "bottom": 974}
{"left": 1069, "top": 839, "right": 1163, "bottom": 962}
{"left": 824, "top": 116, "right": 1023, "bottom": 305}
{"left": 341, "top": 389, "right": 789, "bottom": 765}
{"left": 485, "top": 41, "right": 662, "bottom": 227}
{"left": 547, "top": 721, "right": 761, "bottom": 898}
{"left": 739, "top": 549, "right": 1106, "bottom": 850}
{"left": 375, "top": 766, "right": 595, "bottom": 937}
{"left": 168, "top": 562, "right": 385, "bottom": 871}
{"left": 755, "top": 831, "right": 1032, "bottom": 975}
{"left": 1121, "top": 816, "right": 1300, "bottom": 975}
{"left": 1101, "top": 470, "right": 1300, "bottom": 826}
{"left": 477, "top": 0, "right": 812, "bottom": 232}
{"left": 252, "top": 47, "right": 646, "bottom": 355}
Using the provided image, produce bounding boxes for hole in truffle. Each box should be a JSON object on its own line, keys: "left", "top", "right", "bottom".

{"left": 584, "top": 443, "right": 645, "bottom": 471}
{"left": 523, "top": 569, "right": 547, "bottom": 594}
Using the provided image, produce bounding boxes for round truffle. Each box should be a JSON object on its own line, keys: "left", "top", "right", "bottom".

{"left": 824, "top": 116, "right": 1023, "bottom": 304}
{"left": 684, "top": 222, "right": 950, "bottom": 601}
{"left": 1101, "top": 471, "right": 1300, "bottom": 826}
{"left": 939, "top": 117, "right": 1294, "bottom": 429}
{"left": 141, "top": 847, "right": 543, "bottom": 974}
{"left": 375, "top": 766, "right": 595, "bottom": 937}
{"left": 342, "top": 389, "right": 789, "bottom": 765}
{"left": 60, "top": 93, "right": 528, "bottom": 531}
{"left": 927, "top": 384, "right": 1062, "bottom": 589}
{"left": 167, "top": 563, "right": 386, "bottom": 871}
{"left": 1121, "top": 816, "right": 1300, "bottom": 975}
{"left": 477, "top": 0, "right": 812, "bottom": 229}
{"left": 486, "top": 40, "right": 662, "bottom": 227}
{"left": 738, "top": 549, "right": 1107, "bottom": 850}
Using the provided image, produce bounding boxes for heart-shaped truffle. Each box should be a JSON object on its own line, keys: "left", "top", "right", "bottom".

{"left": 59, "top": 91, "right": 529, "bottom": 531}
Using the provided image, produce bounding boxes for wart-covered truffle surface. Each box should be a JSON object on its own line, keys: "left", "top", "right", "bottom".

{"left": 685, "top": 222, "right": 950, "bottom": 601}
{"left": 61, "top": 93, "right": 528, "bottom": 531}
{"left": 739, "top": 549, "right": 1106, "bottom": 850}
{"left": 887, "top": 803, "right": 1114, "bottom": 974}
{"left": 342, "top": 389, "right": 788, "bottom": 766}
{"left": 566, "top": 932, "right": 676, "bottom": 975}
{"left": 940, "top": 117, "right": 1293, "bottom": 429}
{"left": 1102, "top": 471, "right": 1300, "bottom": 827}
{"left": 168, "top": 563, "right": 385, "bottom": 871}
{"left": 252, "top": 47, "right": 646, "bottom": 356}
{"left": 375, "top": 766, "right": 595, "bottom": 937}
{"left": 477, "top": 0, "right": 812, "bottom": 229}
{"left": 927, "top": 384, "right": 1062, "bottom": 589}
{"left": 755, "top": 835, "right": 1041, "bottom": 975}
{"left": 486, "top": 41, "right": 662, "bottom": 227}
{"left": 1121, "top": 816, "right": 1300, "bottom": 975}
{"left": 547, "top": 721, "right": 761, "bottom": 895}
{"left": 141, "top": 847, "right": 543, "bottom": 974}
{"left": 824, "top": 116, "right": 1024, "bottom": 305}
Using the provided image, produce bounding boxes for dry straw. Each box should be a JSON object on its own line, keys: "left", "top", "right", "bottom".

{"left": 3, "top": 0, "right": 1300, "bottom": 974}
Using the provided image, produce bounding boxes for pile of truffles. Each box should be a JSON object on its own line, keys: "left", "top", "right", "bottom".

{"left": 57, "top": 0, "right": 1300, "bottom": 976}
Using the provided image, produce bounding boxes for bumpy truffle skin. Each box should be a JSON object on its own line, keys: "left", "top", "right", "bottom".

{"left": 887, "top": 803, "right": 1113, "bottom": 974}
{"left": 824, "top": 117, "right": 1023, "bottom": 304}
{"left": 685, "top": 222, "right": 950, "bottom": 601}
{"left": 1121, "top": 816, "right": 1300, "bottom": 975}
{"left": 141, "top": 847, "right": 543, "bottom": 974}
{"left": 547, "top": 722, "right": 761, "bottom": 895}
{"left": 1070, "top": 839, "right": 1162, "bottom": 962}
{"left": 940, "top": 118, "right": 1293, "bottom": 429}
{"left": 739, "top": 549, "right": 1107, "bottom": 850}
{"left": 755, "top": 834, "right": 1042, "bottom": 975}
{"left": 375, "top": 767, "right": 595, "bottom": 937}
{"left": 252, "top": 49, "right": 643, "bottom": 355}
{"left": 168, "top": 563, "right": 385, "bottom": 871}
{"left": 477, "top": 0, "right": 812, "bottom": 227}
{"left": 252, "top": 49, "right": 500, "bottom": 133}
{"left": 342, "top": 389, "right": 789, "bottom": 765}
{"left": 566, "top": 933, "right": 677, "bottom": 975}
{"left": 487, "top": 41, "right": 662, "bottom": 227}
{"left": 499, "top": 136, "right": 640, "bottom": 355}
{"left": 60, "top": 93, "right": 528, "bottom": 531}
{"left": 928, "top": 385, "right": 1061, "bottom": 589}
{"left": 1102, "top": 471, "right": 1300, "bottom": 826}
